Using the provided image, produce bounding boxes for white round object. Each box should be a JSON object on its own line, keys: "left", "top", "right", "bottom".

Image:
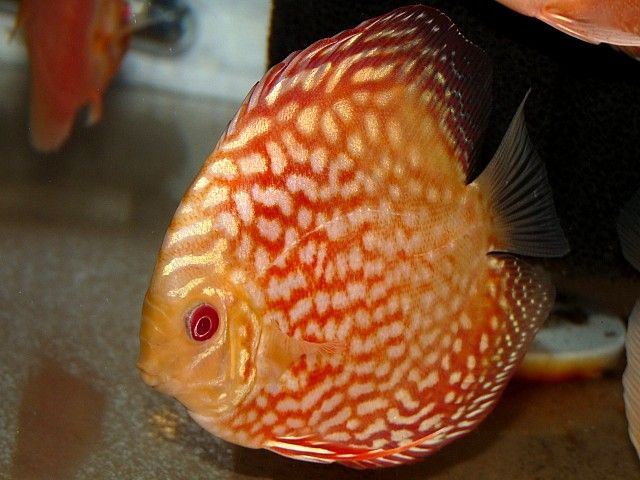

{"left": 518, "top": 309, "right": 627, "bottom": 381}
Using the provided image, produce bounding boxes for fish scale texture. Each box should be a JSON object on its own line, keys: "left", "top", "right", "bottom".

{"left": 269, "top": 0, "right": 640, "bottom": 277}
{"left": 139, "top": 6, "right": 559, "bottom": 467}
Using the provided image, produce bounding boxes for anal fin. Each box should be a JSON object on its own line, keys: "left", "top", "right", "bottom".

{"left": 267, "top": 431, "right": 446, "bottom": 469}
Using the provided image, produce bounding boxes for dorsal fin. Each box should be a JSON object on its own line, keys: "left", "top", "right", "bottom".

{"left": 218, "top": 5, "right": 492, "bottom": 179}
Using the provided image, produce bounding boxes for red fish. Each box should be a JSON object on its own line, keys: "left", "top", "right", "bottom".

{"left": 617, "top": 192, "right": 640, "bottom": 460}
{"left": 496, "top": 0, "right": 640, "bottom": 59}
{"left": 138, "top": 5, "right": 568, "bottom": 468}
{"left": 15, "top": 0, "right": 131, "bottom": 152}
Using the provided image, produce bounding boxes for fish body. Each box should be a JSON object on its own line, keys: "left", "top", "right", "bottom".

{"left": 138, "top": 6, "right": 568, "bottom": 468}
{"left": 496, "top": 0, "right": 640, "bottom": 58}
{"left": 16, "top": 0, "right": 130, "bottom": 152}
{"left": 623, "top": 303, "right": 640, "bottom": 459}
{"left": 617, "top": 192, "right": 640, "bottom": 460}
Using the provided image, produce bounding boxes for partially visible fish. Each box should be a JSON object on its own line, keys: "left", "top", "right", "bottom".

{"left": 15, "top": 0, "right": 131, "bottom": 152}
{"left": 496, "top": 0, "right": 640, "bottom": 59}
{"left": 138, "top": 5, "right": 569, "bottom": 468}
{"left": 617, "top": 191, "right": 640, "bottom": 459}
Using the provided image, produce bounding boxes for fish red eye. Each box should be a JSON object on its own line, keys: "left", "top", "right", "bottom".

{"left": 187, "top": 304, "right": 220, "bottom": 341}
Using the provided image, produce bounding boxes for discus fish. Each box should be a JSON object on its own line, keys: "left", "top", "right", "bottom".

{"left": 617, "top": 191, "right": 640, "bottom": 460}
{"left": 496, "top": 0, "right": 640, "bottom": 59}
{"left": 138, "top": 5, "right": 569, "bottom": 468}
{"left": 15, "top": 0, "right": 131, "bottom": 152}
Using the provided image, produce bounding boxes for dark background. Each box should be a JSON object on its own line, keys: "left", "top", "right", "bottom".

{"left": 268, "top": 0, "right": 640, "bottom": 279}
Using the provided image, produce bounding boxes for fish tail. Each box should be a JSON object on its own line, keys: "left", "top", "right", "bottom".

{"left": 474, "top": 92, "right": 569, "bottom": 258}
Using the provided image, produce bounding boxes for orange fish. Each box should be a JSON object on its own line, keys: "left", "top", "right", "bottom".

{"left": 138, "top": 5, "right": 569, "bottom": 468}
{"left": 15, "top": 0, "right": 131, "bottom": 152}
{"left": 496, "top": 0, "right": 640, "bottom": 58}
{"left": 617, "top": 192, "right": 640, "bottom": 460}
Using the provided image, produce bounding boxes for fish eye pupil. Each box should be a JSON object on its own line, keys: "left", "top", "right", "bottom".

{"left": 196, "top": 316, "right": 211, "bottom": 336}
{"left": 188, "top": 304, "right": 220, "bottom": 341}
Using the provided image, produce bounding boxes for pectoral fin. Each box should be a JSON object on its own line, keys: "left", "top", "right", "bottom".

{"left": 259, "top": 320, "right": 344, "bottom": 383}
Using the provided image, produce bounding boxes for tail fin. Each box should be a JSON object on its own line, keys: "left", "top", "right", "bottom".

{"left": 474, "top": 93, "right": 569, "bottom": 258}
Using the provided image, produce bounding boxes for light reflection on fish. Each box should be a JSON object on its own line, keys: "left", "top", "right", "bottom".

{"left": 495, "top": 0, "right": 640, "bottom": 59}
{"left": 138, "top": 5, "right": 569, "bottom": 468}
{"left": 15, "top": 0, "right": 131, "bottom": 152}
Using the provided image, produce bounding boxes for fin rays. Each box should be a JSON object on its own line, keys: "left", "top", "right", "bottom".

{"left": 475, "top": 93, "right": 569, "bottom": 258}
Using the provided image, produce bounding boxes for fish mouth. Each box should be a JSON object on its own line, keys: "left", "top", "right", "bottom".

{"left": 138, "top": 364, "right": 160, "bottom": 387}
{"left": 137, "top": 364, "right": 183, "bottom": 397}
{"left": 137, "top": 335, "right": 164, "bottom": 388}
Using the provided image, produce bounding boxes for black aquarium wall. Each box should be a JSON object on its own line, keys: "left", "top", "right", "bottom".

{"left": 268, "top": 0, "right": 640, "bottom": 278}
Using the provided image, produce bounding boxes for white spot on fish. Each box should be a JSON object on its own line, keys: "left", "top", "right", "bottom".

{"left": 310, "top": 147, "right": 328, "bottom": 174}
{"left": 364, "top": 111, "right": 380, "bottom": 143}
{"left": 208, "top": 158, "right": 237, "bottom": 180}
{"left": 238, "top": 152, "right": 267, "bottom": 175}
{"left": 233, "top": 191, "right": 254, "bottom": 225}
{"left": 351, "top": 64, "right": 395, "bottom": 83}
{"left": 282, "top": 130, "right": 308, "bottom": 163}
{"left": 222, "top": 117, "right": 271, "bottom": 151}
{"left": 289, "top": 297, "right": 313, "bottom": 324}
{"left": 296, "top": 105, "right": 319, "bottom": 136}
{"left": 257, "top": 216, "right": 282, "bottom": 242}
{"left": 266, "top": 141, "right": 287, "bottom": 175}
{"left": 215, "top": 212, "right": 239, "bottom": 237}
{"left": 347, "top": 133, "right": 364, "bottom": 158}
{"left": 252, "top": 185, "right": 293, "bottom": 216}
{"left": 333, "top": 99, "right": 353, "bottom": 123}
{"left": 276, "top": 101, "right": 299, "bottom": 123}
{"left": 286, "top": 174, "right": 319, "bottom": 202}
{"left": 356, "top": 397, "right": 389, "bottom": 417}
{"left": 297, "top": 207, "right": 313, "bottom": 230}
{"left": 321, "top": 111, "right": 339, "bottom": 144}
{"left": 354, "top": 417, "right": 387, "bottom": 440}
